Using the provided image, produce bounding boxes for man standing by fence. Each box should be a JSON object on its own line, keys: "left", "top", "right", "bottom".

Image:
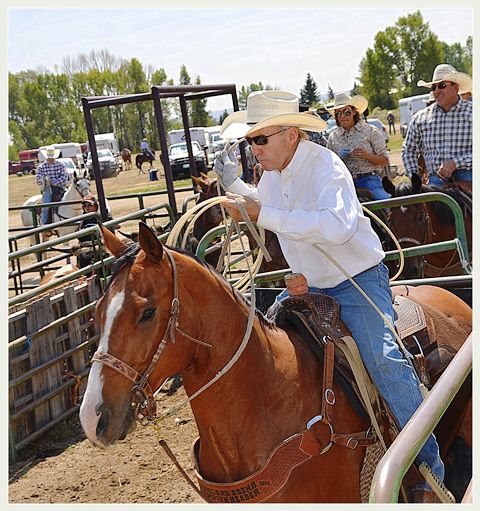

{"left": 36, "top": 145, "right": 69, "bottom": 224}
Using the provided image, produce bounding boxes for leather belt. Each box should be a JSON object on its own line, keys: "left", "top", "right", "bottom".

{"left": 353, "top": 172, "right": 376, "bottom": 180}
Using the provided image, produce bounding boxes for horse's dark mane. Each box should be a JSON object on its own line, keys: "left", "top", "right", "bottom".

{"left": 106, "top": 243, "right": 141, "bottom": 291}
{"left": 421, "top": 183, "right": 471, "bottom": 225}
{"left": 393, "top": 181, "right": 414, "bottom": 197}
{"left": 106, "top": 242, "right": 272, "bottom": 329}
{"left": 392, "top": 181, "right": 471, "bottom": 226}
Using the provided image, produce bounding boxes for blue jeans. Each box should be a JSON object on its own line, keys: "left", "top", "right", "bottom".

{"left": 429, "top": 169, "right": 472, "bottom": 187}
{"left": 143, "top": 149, "right": 155, "bottom": 160}
{"left": 274, "top": 263, "right": 444, "bottom": 484}
{"left": 353, "top": 174, "right": 391, "bottom": 200}
{"left": 41, "top": 187, "right": 52, "bottom": 225}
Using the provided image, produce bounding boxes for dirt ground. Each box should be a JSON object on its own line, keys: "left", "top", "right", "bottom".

{"left": 8, "top": 380, "right": 203, "bottom": 504}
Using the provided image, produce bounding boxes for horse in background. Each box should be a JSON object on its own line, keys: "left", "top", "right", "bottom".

{"left": 135, "top": 152, "right": 155, "bottom": 172}
{"left": 121, "top": 148, "right": 132, "bottom": 171}
{"left": 21, "top": 171, "right": 91, "bottom": 242}
{"left": 382, "top": 174, "right": 472, "bottom": 279}
{"left": 79, "top": 223, "right": 471, "bottom": 503}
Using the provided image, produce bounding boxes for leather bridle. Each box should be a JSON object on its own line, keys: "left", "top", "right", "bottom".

{"left": 92, "top": 248, "right": 180, "bottom": 421}
{"left": 390, "top": 204, "right": 432, "bottom": 256}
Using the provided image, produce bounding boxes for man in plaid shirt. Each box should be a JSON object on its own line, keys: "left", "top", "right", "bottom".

{"left": 402, "top": 64, "right": 472, "bottom": 187}
{"left": 36, "top": 145, "right": 69, "bottom": 223}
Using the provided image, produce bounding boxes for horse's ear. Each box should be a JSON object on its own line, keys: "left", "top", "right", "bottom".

{"left": 138, "top": 221, "right": 163, "bottom": 262}
{"left": 411, "top": 173, "right": 423, "bottom": 193}
{"left": 382, "top": 176, "right": 396, "bottom": 197}
{"left": 191, "top": 175, "right": 208, "bottom": 192}
{"left": 100, "top": 224, "right": 128, "bottom": 257}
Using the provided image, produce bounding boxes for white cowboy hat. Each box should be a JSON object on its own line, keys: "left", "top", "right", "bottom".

{"left": 40, "top": 145, "right": 60, "bottom": 159}
{"left": 417, "top": 64, "right": 472, "bottom": 92}
{"left": 220, "top": 90, "right": 327, "bottom": 139}
{"left": 325, "top": 92, "right": 368, "bottom": 115}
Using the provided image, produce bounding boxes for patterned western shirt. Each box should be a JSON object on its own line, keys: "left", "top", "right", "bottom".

{"left": 327, "top": 120, "right": 389, "bottom": 177}
{"left": 35, "top": 160, "right": 69, "bottom": 188}
{"left": 402, "top": 97, "right": 472, "bottom": 177}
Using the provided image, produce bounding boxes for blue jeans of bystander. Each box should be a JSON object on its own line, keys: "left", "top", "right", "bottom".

{"left": 428, "top": 169, "right": 472, "bottom": 187}
{"left": 354, "top": 174, "right": 391, "bottom": 200}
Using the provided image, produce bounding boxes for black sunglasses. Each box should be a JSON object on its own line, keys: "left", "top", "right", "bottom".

{"left": 335, "top": 108, "right": 353, "bottom": 118}
{"left": 245, "top": 128, "right": 288, "bottom": 146}
{"left": 431, "top": 81, "right": 452, "bottom": 91}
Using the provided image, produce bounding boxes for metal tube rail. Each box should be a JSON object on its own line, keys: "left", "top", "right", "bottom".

{"left": 363, "top": 192, "right": 469, "bottom": 266}
{"left": 461, "top": 480, "right": 472, "bottom": 503}
{"left": 9, "top": 211, "right": 97, "bottom": 244}
{"left": 9, "top": 203, "right": 172, "bottom": 259}
{"left": 369, "top": 333, "right": 472, "bottom": 503}
{"left": 9, "top": 252, "right": 72, "bottom": 278}
{"left": 8, "top": 254, "right": 114, "bottom": 307}
{"left": 8, "top": 205, "right": 174, "bottom": 306}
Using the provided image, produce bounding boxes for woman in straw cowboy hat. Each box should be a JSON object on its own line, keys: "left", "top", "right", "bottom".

{"left": 36, "top": 145, "right": 69, "bottom": 224}
{"left": 214, "top": 89, "right": 445, "bottom": 503}
{"left": 326, "top": 92, "right": 390, "bottom": 201}
{"left": 402, "top": 64, "right": 472, "bottom": 187}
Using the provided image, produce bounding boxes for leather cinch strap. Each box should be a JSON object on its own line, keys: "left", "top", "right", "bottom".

{"left": 192, "top": 417, "right": 376, "bottom": 503}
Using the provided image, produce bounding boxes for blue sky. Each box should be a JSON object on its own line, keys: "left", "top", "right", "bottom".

{"left": 7, "top": 6, "right": 474, "bottom": 112}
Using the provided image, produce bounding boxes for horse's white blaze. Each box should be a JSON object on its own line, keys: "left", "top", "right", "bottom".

{"left": 79, "top": 290, "right": 125, "bottom": 444}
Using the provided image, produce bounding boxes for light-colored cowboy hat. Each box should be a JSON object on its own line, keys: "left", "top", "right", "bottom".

{"left": 220, "top": 90, "right": 327, "bottom": 139}
{"left": 40, "top": 145, "right": 60, "bottom": 159}
{"left": 81, "top": 194, "right": 98, "bottom": 207}
{"left": 325, "top": 92, "right": 368, "bottom": 115}
{"left": 417, "top": 64, "right": 472, "bottom": 92}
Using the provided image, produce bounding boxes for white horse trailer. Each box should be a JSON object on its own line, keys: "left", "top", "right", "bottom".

{"left": 399, "top": 93, "right": 430, "bottom": 137}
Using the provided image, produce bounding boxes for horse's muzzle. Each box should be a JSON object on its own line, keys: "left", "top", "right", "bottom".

{"left": 94, "top": 402, "right": 136, "bottom": 446}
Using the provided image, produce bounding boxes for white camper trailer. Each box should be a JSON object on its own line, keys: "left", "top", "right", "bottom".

{"left": 399, "top": 93, "right": 430, "bottom": 137}
{"left": 38, "top": 142, "right": 84, "bottom": 169}
{"left": 168, "top": 127, "right": 208, "bottom": 147}
{"left": 87, "top": 133, "right": 120, "bottom": 155}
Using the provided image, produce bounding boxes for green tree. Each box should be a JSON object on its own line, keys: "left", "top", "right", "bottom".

{"left": 442, "top": 37, "right": 472, "bottom": 75}
{"left": 299, "top": 73, "right": 319, "bottom": 106}
{"left": 218, "top": 109, "right": 230, "bottom": 124}
{"left": 357, "top": 11, "right": 444, "bottom": 109}
{"left": 190, "top": 75, "right": 210, "bottom": 127}
{"left": 327, "top": 84, "right": 335, "bottom": 101}
{"left": 238, "top": 82, "right": 274, "bottom": 109}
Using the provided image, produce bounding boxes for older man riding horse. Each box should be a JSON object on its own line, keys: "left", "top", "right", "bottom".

{"left": 80, "top": 222, "right": 471, "bottom": 503}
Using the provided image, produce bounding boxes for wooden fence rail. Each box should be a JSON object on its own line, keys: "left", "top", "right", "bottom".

{"left": 8, "top": 276, "right": 101, "bottom": 461}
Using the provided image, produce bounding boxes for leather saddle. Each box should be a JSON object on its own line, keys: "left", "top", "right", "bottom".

{"left": 266, "top": 292, "right": 456, "bottom": 405}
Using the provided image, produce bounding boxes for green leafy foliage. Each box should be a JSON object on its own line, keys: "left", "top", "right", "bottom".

{"left": 357, "top": 11, "right": 471, "bottom": 109}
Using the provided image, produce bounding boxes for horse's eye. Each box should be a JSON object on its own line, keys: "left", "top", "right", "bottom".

{"left": 140, "top": 308, "right": 155, "bottom": 322}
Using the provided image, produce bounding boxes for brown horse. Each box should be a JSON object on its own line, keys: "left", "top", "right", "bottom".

{"left": 79, "top": 223, "right": 471, "bottom": 503}
{"left": 382, "top": 174, "right": 472, "bottom": 279}
{"left": 121, "top": 148, "right": 132, "bottom": 171}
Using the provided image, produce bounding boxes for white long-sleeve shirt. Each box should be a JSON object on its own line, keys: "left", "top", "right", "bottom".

{"left": 228, "top": 139, "right": 384, "bottom": 288}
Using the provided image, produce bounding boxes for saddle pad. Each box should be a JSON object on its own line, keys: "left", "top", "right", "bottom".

{"left": 393, "top": 295, "right": 427, "bottom": 340}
